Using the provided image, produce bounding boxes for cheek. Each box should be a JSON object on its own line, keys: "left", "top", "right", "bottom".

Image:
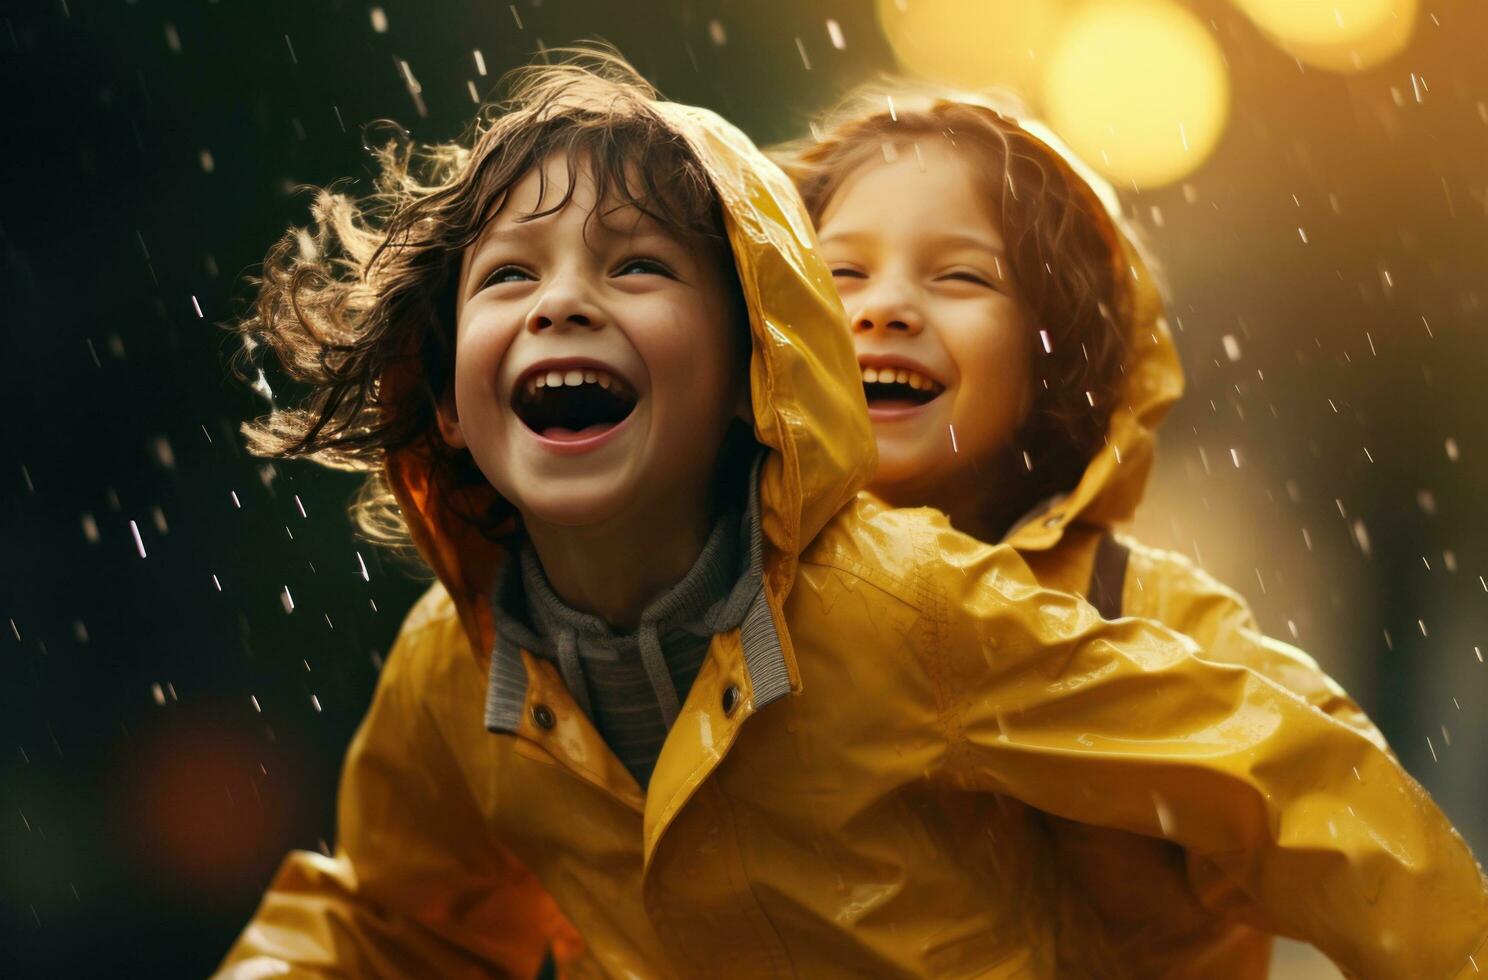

{"left": 637, "top": 296, "right": 738, "bottom": 413}
{"left": 453, "top": 314, "right": 516, "bottom": 406}
{"left": 946, "top": 304, "right": 1035, "bottom": 440}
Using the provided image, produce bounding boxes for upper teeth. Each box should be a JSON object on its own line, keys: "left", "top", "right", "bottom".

{"left": 529, "top": 366, "right": 623, "bottom": 394}
{"left": 861, "top": 366, "right": 942, "bottom": 392}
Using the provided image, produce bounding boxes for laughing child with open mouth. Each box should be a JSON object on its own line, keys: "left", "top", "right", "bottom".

{"left": 218, "top": 52, "right": 1487, "bottom": 979}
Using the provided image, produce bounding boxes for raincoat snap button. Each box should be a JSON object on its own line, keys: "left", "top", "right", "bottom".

{"left": 531, "top": 704, "right": 555, "bottom": 730}
{"left": 722, "top": 685, "right": 741, "bottom": 716}
{"left": 1043, "top": 514, "right": 1063, "bottom": 528}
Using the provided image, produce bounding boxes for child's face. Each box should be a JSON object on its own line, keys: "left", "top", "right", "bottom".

{"left": 817, "top": 140, "right": 1035, "bottom": 504}
{"left": 439, "top": 152, "right": 745, "bottom": 530}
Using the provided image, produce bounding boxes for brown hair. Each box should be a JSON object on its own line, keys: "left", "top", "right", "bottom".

{"left": 776, "top": 84, "right": 1134, "bottom": 511}
{"left": 232, "top": 48, "right": 736, "bottom": 554}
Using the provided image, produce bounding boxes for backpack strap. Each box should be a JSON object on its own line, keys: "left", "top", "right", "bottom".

{"left": 1087, "top": 531, "right": 1131, "bottom": 620}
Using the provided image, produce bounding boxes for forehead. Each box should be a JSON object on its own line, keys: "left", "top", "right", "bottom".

{"left": 819, "top": 139, "right": 1000, "bottom": 241}
{"left": 480, "top": 151, "right": 656, "bottom": 239}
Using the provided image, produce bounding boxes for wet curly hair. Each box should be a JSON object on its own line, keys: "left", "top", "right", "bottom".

{"left": 232, "top": 48, "right": 736, "bottom": 554}
{"left": 774, "top": 83, "right": 1137, "bottom": 514}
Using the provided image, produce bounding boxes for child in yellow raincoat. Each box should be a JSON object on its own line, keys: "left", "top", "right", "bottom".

{"left": 218, "top": 52, "right": 1487, "bottom": 979}
{"left": 775, "top": 85, "right": 1481, "bottom": 976}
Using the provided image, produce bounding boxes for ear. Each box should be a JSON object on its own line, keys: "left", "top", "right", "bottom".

{"left": 434, "top": 383, "right": 467, "bottom": 449}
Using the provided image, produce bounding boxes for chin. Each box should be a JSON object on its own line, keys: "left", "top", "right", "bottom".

{"left": 510, "top": 474, "right": 638, "bottom": 529}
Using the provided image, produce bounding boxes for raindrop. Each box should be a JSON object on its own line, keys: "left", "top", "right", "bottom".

{"left": 151, "top": 435, "right": 176, "bottom": 469}
{"left": 826, "top": 19, "right": 846, "bottom": 50}
{"left": 1152, "top": 792, "right": 1175, "bottom": 836}
{"left": 795, "top": 37, "right": 812, "bottom": 70}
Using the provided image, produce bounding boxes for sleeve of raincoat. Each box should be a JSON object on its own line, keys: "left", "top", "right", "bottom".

{"left": 214, "top": 613, "right": 568, "bottom": 979}
{"left": 930, "top": 535, "right": 1488, "bottom": 980}
{"left": 1122, "top": 539, "right": 1384, "bottom": 748}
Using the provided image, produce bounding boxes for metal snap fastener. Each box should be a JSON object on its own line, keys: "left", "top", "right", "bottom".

{"left": 721, "top": 685, "right": 741, "bottom": 716}
{"left": 531, "top": 704, "right": 555, "bottom": 730}
{"left": 1042, "top": 514, "right": 1063, "bottom": 528}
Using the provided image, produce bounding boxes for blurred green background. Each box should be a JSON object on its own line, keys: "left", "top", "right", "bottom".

{"left": 3, "top": 1, "right": 1484, "bottom": 975}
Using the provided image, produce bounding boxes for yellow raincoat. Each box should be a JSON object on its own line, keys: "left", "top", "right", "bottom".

{"left": 1000, "top": 234, "right": 1393, "bottom": 976}
{"left": 218, "top": 93, "right": 1488, "bottom": 980}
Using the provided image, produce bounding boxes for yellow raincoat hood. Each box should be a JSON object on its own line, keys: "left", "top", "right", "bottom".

{"left": 1005, "top": 234, "right": 1183, "bottom": 551}
{"left": 221, "top": 68, "right": 1488, "bottom": 980}
{"left": 922, "top": 105, "right": 1188, "bottom": 553}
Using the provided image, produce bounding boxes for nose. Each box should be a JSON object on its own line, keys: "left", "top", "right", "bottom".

{"left": 850, "top": 283, "right": 923, "bottom": 336}
{"left": 526, "top": 277, "right": 604, "bottom": 334}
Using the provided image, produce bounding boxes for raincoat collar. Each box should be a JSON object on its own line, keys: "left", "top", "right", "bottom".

{"left": 482, "top": 452, "right": 785, "bottom": 736}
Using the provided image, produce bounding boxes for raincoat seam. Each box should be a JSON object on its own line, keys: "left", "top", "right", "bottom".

{"left": 796, "top": 554, "right": 929, "bottom": 616}
{"left": 705, "top": 780, "right": 797, "bottom": 977}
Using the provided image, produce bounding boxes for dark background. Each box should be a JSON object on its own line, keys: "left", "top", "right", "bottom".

{"left": 3, "top": 1, "right": 1484, "bottom": 976}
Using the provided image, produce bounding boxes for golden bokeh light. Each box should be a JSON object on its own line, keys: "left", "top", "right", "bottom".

{"left": 1231, "top": 0, "right": 1418, "bottom": 72}
{"left": 875, "top": 0, "right": 1072, "bottom": 99}
{"left": 1042, "top": 0, "right": 1230, "bottom": 188}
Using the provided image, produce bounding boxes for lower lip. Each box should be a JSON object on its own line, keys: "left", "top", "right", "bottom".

{"left": 525, "top": 411, "right": 634, "bottom": 456}
{"left": 866, "top": 396, "right": 941, "bottom": 421}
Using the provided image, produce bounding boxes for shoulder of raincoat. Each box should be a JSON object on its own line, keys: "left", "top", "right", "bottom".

{"left": 1006, "top": 218, "right": 1380, "bottom": 744}
{"left": 217, "top": 86, "right": 1488, "bottom": 980}
{"left": 979, "top": 124, "right": 1398, "bottom": 973}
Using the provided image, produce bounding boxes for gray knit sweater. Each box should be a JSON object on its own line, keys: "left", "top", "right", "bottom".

{"left": 489, "top": 479, "right": 763, "bottom": 788}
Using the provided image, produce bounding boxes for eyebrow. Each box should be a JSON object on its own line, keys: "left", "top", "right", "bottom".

{"left": 818, "top": 228, "right": 1006, "bottom": 256}
{"left": 930, "top": 231, "right": 1006, "bottom": 256}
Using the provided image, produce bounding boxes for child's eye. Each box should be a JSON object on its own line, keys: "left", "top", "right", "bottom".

{"left": 938, "top": 270, "right": 996, "bottom": 289}
{"left": 830, "top": 267, "right": 868, "bottom": 280}
{"left": 615, "top": 257, "right": 673, "bottom": 278}
{"left": 482, "top": 265, "right": 535, "bottom": 288}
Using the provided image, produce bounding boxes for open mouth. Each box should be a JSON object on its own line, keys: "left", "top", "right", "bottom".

{"left": 860, "top": 365, "right": 945, "bottom": 411}
{"left": 512, "top": 364, "right": 638, "bottom": 441}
